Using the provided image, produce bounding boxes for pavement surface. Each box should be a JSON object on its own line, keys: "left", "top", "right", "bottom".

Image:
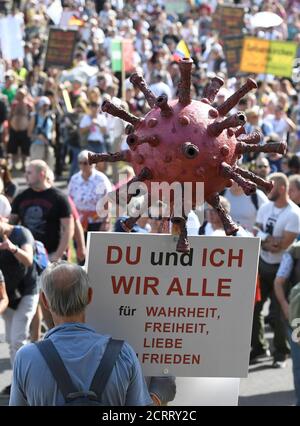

{"left": 0, "top": 172, "right": 296, "bottom": 406}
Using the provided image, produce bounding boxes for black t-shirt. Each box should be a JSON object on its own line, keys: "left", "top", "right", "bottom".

{"left": 0, "top": 226, "right": 38, "bottom": 309}
{"left": 5, "top": 180, "right": 18, "bottom": 199}
{"left": 12, "top": 187, "right": 71, "bottom": 254}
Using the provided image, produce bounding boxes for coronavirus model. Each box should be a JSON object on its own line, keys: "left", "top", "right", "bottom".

{"left": 89, "top": 58, "right": 286, "bottom": 253}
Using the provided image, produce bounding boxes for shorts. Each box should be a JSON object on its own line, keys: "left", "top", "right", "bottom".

{"left": 7, "top": 129, "right": 31, "bottom": 156}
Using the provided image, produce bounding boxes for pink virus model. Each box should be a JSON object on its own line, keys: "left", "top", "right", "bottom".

{"left": 89, "top": 58, "right": 286, "bottom": 253}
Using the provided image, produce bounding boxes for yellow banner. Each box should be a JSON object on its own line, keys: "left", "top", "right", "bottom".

{"left": 239, "top": 37, "right": 297, "bottom": 78}
{"left": 240, "top": 37, "right": 269, "bottom": 74}
{"left": 266, "top": 41, "right": 298, "bottom": 77}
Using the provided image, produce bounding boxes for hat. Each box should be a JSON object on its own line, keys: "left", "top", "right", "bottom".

{"left": 114, "top": 217, "right": 148, "bottom": 233}
{"left": 38, "top": 96, "right": 51, "bottom": 107}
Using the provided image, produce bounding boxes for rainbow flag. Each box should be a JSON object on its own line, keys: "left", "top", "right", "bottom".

{"left": 173, "top": 40, "right": 190, "bottom": 62}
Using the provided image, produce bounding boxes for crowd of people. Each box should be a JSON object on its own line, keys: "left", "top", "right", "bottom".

{"left": 0, "top": 0, "right": 299, "bottom": 406}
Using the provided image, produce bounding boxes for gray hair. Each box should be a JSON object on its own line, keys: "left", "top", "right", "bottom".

{"left": 41, "top": 261, "right": 90, "bottom": 316}
{"left": 78, "top": 150, "right": 93, "bottom": 162}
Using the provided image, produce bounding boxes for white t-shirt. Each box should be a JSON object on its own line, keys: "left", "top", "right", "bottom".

{"left": 79, "top": 114, "right": 107, "bottom": 143}
{"left": 257, "top": 200, "right": 300, "bottom": 264}
{"left": 223, "top": 189, "right": 268, "bottom": 231}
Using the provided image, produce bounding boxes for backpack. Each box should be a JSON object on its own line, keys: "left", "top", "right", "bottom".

{"left": 35, "top": 338, "right": 124, "bottom": 406}
{"left": 34, "top": 240, "right": 49, "bottom": 275}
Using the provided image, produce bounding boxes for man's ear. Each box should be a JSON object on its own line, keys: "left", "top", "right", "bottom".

{"left": 87, "top": 287, "right": 93, "bottom": 305}
{"left": 41, "top": 292, "right": 50, "bottom": 311}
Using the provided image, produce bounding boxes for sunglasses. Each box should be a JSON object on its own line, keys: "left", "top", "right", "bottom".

{"left": 257, "top": 165, "right": 268, "bottom": 169}
{"left": 79, "top": 161, "right": 89, "bottom": 165}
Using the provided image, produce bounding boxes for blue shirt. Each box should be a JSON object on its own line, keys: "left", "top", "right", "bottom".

{"left": 9, "top": 323, "right": 152, "bottom": 406}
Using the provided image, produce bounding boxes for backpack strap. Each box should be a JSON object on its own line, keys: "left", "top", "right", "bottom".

{"left": 35, "top": 337, "right": 124, "bottom": 402}
{"left": 35, "top": 339, "right": 77, "bottom": 400}
{"left": 89, "top": 338, "right": 124, "bottom": 397}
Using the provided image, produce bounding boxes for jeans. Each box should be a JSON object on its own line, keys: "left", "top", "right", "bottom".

{"left": 287, "top": 326, "right": 300, "bottom": 406}
{"left": 68, "top": 145, "right": 81, "bottom": 178}
{"left": 2, "top": 294, "right": 39, "bottom": 367}
{"left": 251, "top": 258, "right": 290, "bottom": 359}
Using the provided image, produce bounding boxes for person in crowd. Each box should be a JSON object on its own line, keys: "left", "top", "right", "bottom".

{"left": 9, "top": 261, "right": 152, "bottom": 406}
{"left": 79, "top": 101, "right": 107, "bottom": 154}
{"left": 251, "top": 173, "right": 300, "bottom": 367}
{"left": 274, "top": 240, "right": 300, "bottom": 405}
{"left": 0, "top": 158, "right": 19, "bottom": 203}
{"left": 289, "top": 174, "right": 300, "bottom": 207}
{"left": 223, "top": 181, "right": 268, "bottom": 233}
{"left": 68, "top": 150, "right": 112, "bottom": 239}
{"left": 10, "top": 160, "right": 72, "bottom": 261}
{"left": 7, "top": 87, "right": 33, "bottom": 172}
{"left": 0, "top": 208, "right": 39, "bottom": 396}
{"left": 28, "top": 96, "right": 55, "bottom": 170}
{"left": 199, "top": 196, "right": 251, "bottom": 236}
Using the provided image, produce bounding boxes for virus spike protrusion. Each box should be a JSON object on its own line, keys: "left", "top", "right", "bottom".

{"left": 178, "top": 57, "right": 193, "bottom": 106}
{"left": 156, "top": 94, "right": 173, "bottom": 117}
{"left": 130, "top": 73, "right": 157, "bottom": 108}
{"left": 125, "top": 124, "right": 135, "bottom": 134}
{"left": 182, "top": 142, "right": 199, "bottom": 159}
{"left": 148, "top": 118, "right": 158, "bottom": 128}
{"left": 126, "top": 167, "right": 153, "bottom": 203}
{"left": 235, "top": 166, "right": 274, "bottom": 192}
{"left": 235, "top": 126, "right": 246, "bottom": 137}
{"left": 207, "top": 112, "right": 246, "bottom": 137}
{"left": 171, "top": 217, "right": 190, "bottom": 253}
{"left": 208, "top": 108, "right": 219, "bottom": 118}
{"left": 236, "top": 130, "right": 262, "bottom": 144}
{"left": 102, "top": 100, "right": 141, "bottom": 126}
{"left": 121, "top": 195, "right": 150, "bottom": 232}
{"left": 179, "top": 115, "right": 190, "bottom": 126}
{"left": 206, "top": 192, "right": 239, "bottom": 236}
{"left": 203, "top": 76, "right": 224, "bottom": 103}
{"left": 220, "top": 162, "right": 257, "bottom": 195}
{"left": 127, "top": 134, "right": 160, "bottom": 151}
{"left": 217, "top": 78, "right": 257, "bottom": 116}
{"left": 235, "top": 141, "right": 287, "bottom": 156}
{"left": 88, "top": 151, "right": 129, "bottom": 165}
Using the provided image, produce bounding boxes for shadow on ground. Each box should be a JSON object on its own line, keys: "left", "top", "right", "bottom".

{"left": 239, "top": 390, "right": 295, "bottom": 406}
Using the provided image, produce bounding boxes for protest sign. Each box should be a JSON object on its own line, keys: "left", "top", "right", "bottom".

{"left": 0, "top": 15, "right": 24, "bottom": 60}
{"left": 266, "top": 40, "right": 298, "bottom": 78}
{"left": 240, "top": 37, "right": 269, "bottom": 75}
{"left": 44, "top": 28, "right": 77, "bottom": 69}
{"left": 212, "top": 5, "right": 245, "bottom": 36}
{"left": 240, "top": 37, "right": 297, "bottom": 78}
{"left": 86, "top": 233, "right": 259, "bottom": 377}
{"left": 223, "top": 35, "right": 244, "bottom": 78}
{"left": 165, "top": 0, "right": 186, "bottom": 15}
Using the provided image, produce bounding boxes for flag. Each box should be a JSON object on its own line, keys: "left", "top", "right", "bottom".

{"left": 173, "top": 40, "right": 190, "bottom": 62}
{"left": 68, "top": 15, "right": 85, "bottom": 27}
{"left": 122, "top": 39, "right": 135, "bottom": 73}
{"left": 111, "top": 40, "right": 122, "bottom": 72}
{"left": 46, "top": 0, "right": 63, "bottom": 26}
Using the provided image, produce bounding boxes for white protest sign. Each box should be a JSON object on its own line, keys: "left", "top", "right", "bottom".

{"left": 86, "top": 233, "right": 259, "bottom": 377}
{"left": 46, "top": 0, "right": 63, "bottom": 26}
{"left": 0, "top": 16, "right": 24, "bottom": 60}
